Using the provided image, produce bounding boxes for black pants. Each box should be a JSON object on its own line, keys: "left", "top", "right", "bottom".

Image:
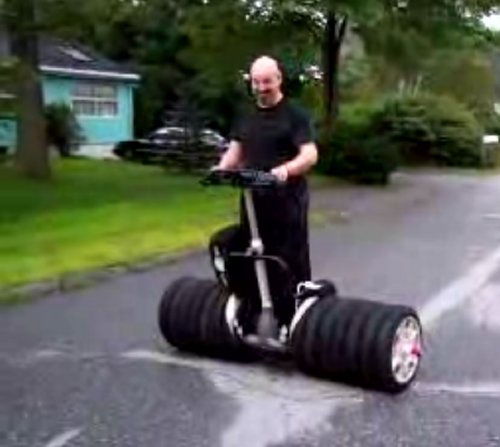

{"left": 238, "top": 179, "right": 311, "bottom": 326}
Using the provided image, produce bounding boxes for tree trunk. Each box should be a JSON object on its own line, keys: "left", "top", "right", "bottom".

{"left": 322, "top": 10, "right": 348, "bottom": 132}
{"left": 7, "top": 0, "right": 50, "bottom": 179}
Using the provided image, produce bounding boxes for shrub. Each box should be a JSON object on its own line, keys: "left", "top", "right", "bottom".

{"left": 45, "top": 102, "right": 84, "bottom": 157}
{"left": 317, "top": 103, "right": 400, "bottom": 185}
{"left": 481, "top": 110, "right": 500, "bottom": 136}
{"left": 317, "top": 94, "right": 488, "bottom": 185}
{"left": 0, "top": 146, "right": 8, "bottom": 164}
{"left": 370, "top": 94, "right": 484, "bottom": 168}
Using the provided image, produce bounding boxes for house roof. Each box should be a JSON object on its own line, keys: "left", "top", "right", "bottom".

{"left": 38, "top": 35, "right": 140, "bottom": 81}
{"left": 0, "top": 30, "right": 140, "bottom": 82}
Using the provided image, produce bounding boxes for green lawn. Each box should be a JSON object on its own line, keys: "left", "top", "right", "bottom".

{"left": 0, "top": 159, "right": 239, "bottom": 290}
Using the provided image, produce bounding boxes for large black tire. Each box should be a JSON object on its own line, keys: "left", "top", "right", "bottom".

{"left": 291, "top": 297, "right": 423, "bottom": 393}
{"left": 158, "top": 276, "right": 254, "bottom": 361}
{"left": 158, "top": 276, "right": 196, "bottom": 347}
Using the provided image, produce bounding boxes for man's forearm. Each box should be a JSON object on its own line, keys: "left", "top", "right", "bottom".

{"left": 217, "top": 141, "right": 243, "bottom": 169}
{"left": 283, "top": 143, "right": 318, "bottom": 177}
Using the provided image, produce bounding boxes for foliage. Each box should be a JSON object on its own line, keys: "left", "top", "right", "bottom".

{"left": 423, "top": 49, "right": 496, "bottom": 121}
{"left": 317, "top": 91, "right": 490, "bottom": 184}
{"left": 317, "top": 102, "right": 400, "bottom": 184}
{"left": 44, "top": 102, "right": 84, "bottom": 157}
{"left": 179, "top": 0, "right": 318, "bottom": 132}
{"left": 359, "top": 1, "right": 500, "bottom": 94}
{"left": 35, "top": 0, "right": 500, "bottom": 135}
{"left": 0, "top": 58, "right": 19, "bottom": 118}
{"left": 370, "top": 93, "right": 485, "bottom": 167}
{"left": 339, "top": 54, "right": 380, "bottom": 103}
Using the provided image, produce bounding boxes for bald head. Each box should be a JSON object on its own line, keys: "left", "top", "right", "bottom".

{"left": 249, "top": 56, "right": 283, "bottom": 107}
{"left": 250, "top": 56, "right": 281, "bottom": 78}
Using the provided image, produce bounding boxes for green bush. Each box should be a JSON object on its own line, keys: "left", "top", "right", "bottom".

{"left": 317, "top": 103, "right": 400, "bottom": 185}
{"left": 317, "top": 94, "right": 488, "bottom": 185}
{"left": 370, "top": 94, "right": 484, "bottom": 167}
{"left": 45, "top": 102, "right": 84, "bottom": 157}
{"left": 0, "top": 146, "right": 8, "bottom": 164}
{"left": 481, "top": 111, "right": 500, "bottom": 136}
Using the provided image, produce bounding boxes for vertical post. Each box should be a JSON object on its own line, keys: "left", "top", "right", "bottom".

{"left": 243, "top": 189, "right": 273, "bottom": 310}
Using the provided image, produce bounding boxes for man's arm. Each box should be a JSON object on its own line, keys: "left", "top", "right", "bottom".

{"left": 272, "top": 104, "right": 319, "bottom": 180}
{"left": 283, "top": 142, "right": 318, "bottom": 176}
{"left": 215, "top": 140, "right": 243, "bottom": 170}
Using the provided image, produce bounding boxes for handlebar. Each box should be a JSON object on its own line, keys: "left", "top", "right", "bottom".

{"left": 200, "top": 168, "right": 282, "bottom": 189}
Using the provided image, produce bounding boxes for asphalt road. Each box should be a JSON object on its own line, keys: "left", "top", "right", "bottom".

{"left": 2, "top": 170, "right": 500, "bottom": 447}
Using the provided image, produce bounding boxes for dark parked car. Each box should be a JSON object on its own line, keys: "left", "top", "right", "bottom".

{"left": 113, "top": 126, "right": 228, "bottom": 168}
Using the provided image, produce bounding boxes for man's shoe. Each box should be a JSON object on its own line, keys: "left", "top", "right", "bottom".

{"left": 295, "top": 279, "right": 337, "bottom": 308}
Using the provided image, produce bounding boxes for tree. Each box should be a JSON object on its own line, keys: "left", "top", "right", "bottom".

{"left": 181, "top": 0, "right": 319, "bottom": 132}
{"left": 247, "top": 0, "right": 381, "bottom": 128}
{"left": 131, "top": 0, "right": 202, "bottom": 134}
{"left": 269, "top": 0, "right": 500, "bottom": 128}
{"left": 424, "top": 49, "right": 496, "bottom": 114}
{"left": 359, "top": 2, "right": 496, "bottom": 93}
{"left": 33, "top": 0, "right": 500, "bottom": 140}
{"left": 38, "top": 0, "right": 143, "bottom": 62}
{"left": 181, "top": 0, "right": 380, "bottom": 129}
{"left": 3, "top": 0, "right": 50, "bottom": 179}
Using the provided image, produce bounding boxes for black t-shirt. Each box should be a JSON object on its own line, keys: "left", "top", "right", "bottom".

{"left": 230, "top": 98, "right": 316, "bottom": 174}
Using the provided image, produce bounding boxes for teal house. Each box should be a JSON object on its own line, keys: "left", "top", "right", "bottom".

{"left": 0, "top": 32, "right": 140, "bottom": 158}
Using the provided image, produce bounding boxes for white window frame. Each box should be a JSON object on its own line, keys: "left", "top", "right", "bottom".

{"left": 71, "top": 82, "right": 119, "bottom": 118}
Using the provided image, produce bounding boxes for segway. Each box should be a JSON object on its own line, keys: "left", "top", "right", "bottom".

{"left": 158, "top": 168, "right": 423, "bottom": 393}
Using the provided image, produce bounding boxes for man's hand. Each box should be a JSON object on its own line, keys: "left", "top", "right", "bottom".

{"left": 271, "top": 165, "right": 289, "bottom": 182}
{"left": 271, "top": 142, "right": 318, "bottom": 182}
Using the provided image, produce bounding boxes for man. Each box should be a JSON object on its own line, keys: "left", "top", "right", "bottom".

{"left": 214, "top": 55, "right": 318, "bottom": 330}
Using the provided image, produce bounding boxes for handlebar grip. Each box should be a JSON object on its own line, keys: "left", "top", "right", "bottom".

{"left": 200, "top": 168, "right": 281, "bottom": 188}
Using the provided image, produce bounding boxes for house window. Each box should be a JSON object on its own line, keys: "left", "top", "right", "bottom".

{"left": 71, "top": 82, "right": 118, "bottom": 117}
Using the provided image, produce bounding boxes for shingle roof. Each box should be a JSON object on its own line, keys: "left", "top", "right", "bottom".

{"left": 38, "top": 35, "right": 139, "bottom": 80}
{"left": 0, "top": 30, "right": 140, "bottom": 81}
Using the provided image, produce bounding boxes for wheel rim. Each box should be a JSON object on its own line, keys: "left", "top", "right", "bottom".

{"left": 211, "top": 246, "right": 228, "bottom": 286}
{"left": 224, "top": 294, "right": 241, "bottom": 337}
{"left": 391, "top": 316, "right": 422, "bottom": 384}
{"left": 213, "top": 247, "right": 225, "bottom": 272}
{"left": 289, "top": 297, "right": 318, "bottom": 336}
